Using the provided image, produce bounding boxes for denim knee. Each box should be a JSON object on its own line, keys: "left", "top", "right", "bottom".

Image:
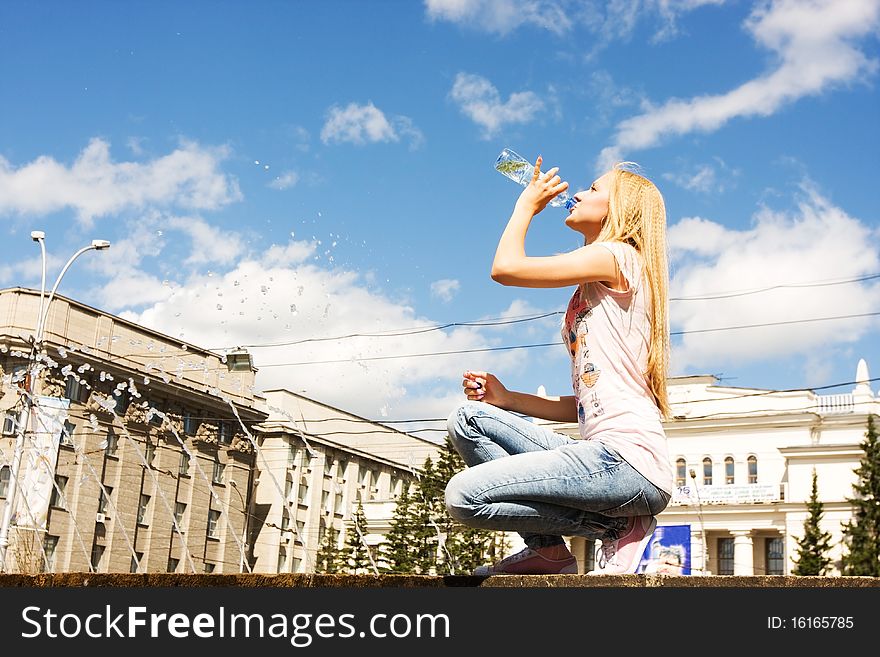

{"left": 444, "top": 471, "right": 475, "bottom": 524}
{"left": 446, "top": 401, "right": 479, "bottom": 450}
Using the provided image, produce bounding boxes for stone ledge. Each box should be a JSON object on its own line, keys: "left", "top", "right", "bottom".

{"left": 1, "top": 573, "right": 877, "bottom": 588}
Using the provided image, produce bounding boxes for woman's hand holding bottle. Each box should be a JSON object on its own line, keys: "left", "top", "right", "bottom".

{"left": 514, "top": 155, "right": 569, "bottom": 216}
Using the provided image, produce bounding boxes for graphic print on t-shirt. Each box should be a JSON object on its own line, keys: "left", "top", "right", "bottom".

{"left": 562, "top": 286, "right": 601, "bottom": 401}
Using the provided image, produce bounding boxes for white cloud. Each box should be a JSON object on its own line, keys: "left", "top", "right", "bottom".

{"left": 426, "top": 0, "right": 723, "bottom": 42}
{"left": 669, "top": 183, "right": 880, "bottom": 385}
{"left": 652, "top": 0, "right": 726, "bottom": 41}
{"left": 0, "top": 138, "right": 242, "bottom": 226}
{"left": 598, "top": 0, "right": 880, "bottom": 169}
{"left": 425, "top": 0, "right": 572, "bottom": 34}
{"left": 166, "top": 216, "right": 245, "bottom": 267}
{"left": 320, "top": 102, "right": 424, "bottom": 149}
{"left": 430, "top": 278, "right": 461, "bottom": 302}
{"left": 119, "top": 240, "right": 535, "bottom": 424}
{"left": 0, "top": 252, "right": 63, "bottom": 287}
{"left": 450, "top": 72, "right": 544, "bottom": 138}
{"left": 268, "top": 171, "right": 299, "bottom": 190}
{"left": 663, "top": 158, "right": 739, "bottom": 194}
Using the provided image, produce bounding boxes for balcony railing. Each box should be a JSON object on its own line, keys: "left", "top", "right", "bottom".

{"left": 816, "top": 393, "right": 855, "bottom": 415}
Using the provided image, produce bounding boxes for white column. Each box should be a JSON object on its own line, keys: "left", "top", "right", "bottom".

{"left": 731, "top": 530, "right": 754, "bottom": 575}
{"left": 691, "top": 528, "right": 707, "bottom": 575}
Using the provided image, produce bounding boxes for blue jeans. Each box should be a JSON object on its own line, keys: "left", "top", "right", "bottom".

{"left": 444, "top": 401, "right": 670, "bottom": 549}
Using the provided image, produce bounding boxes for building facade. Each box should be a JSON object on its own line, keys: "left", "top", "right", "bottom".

{"left": 0, "top": 287, "right": 443, "bottom": 575}
{"left": 0, "top": 287, "right": 266, "bottom": 574}
{"left": 251, "top": 389, "right": 442, "bottom": 573}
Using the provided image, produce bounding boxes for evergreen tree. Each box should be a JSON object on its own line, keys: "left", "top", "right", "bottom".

{"left": 792, "top": 469, "right": 833, "bottom": 575}
{"left": 379, "top": 484, "right": 417, "bottom": 573}
{"left": 841, "top": 415, "right": 880, "bottom": 576}
{"left": 316, "top": 525, "right": 345, "bottom": 574}
{"left": 345, "top": 501, "right": 374, "bottom": 574}
{"left": 378, "top": 440, "right": 507, "bottom": 574}
{"left": 410, "top": 457, "right": 442, "bottom": 573}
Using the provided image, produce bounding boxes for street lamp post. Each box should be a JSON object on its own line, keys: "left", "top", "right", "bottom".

{"left": 229, "top": 480, "right": 249, "bottom": 573}
{"left": 0, "top": 234, "right": 110, "bottom": 573}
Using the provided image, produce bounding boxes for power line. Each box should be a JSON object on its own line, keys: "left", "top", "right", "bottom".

{"left": 671, "top": 311, "right": 880, "bottom": 336}
{"left": 670, "top": 272, "right": 880, "bottom": 301}
{"left": 256, "top": 342, "right": 560, "bottom": 367}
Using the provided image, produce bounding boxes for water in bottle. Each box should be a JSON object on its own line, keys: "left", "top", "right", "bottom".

{"left": 494, "top": 148, "right": 575, "bottom": 210}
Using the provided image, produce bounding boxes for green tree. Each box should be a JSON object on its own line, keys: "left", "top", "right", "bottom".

{"left": 380, "top": 440, "right": 507, "bottom": 574}
{"left": 379, "top": 483, "right": 417, "bottom": 573}
{"left": 345, "top": 501, "right": 375, "bottom": 574}
{"left": 792, "top": 469, "right": 833, "bottom": 575}
{"left": 316, "top": 525, "right": 345, "bottom": 574}
{"left": 409, "top": 457, "right": 443, "bottom": 573}
{"left": 841, "top": 414, "right": 880, "bottom": 576}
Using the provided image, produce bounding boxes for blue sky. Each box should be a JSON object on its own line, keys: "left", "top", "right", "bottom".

{"left": 1, "top": 0, "right": 879, "bottom": 440}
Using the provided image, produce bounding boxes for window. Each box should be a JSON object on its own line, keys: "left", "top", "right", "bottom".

{"left": 280, "top": 508, "right": 291, "bottom": 532}
{"left": 212, "top": 459, "right": 225, "bottom": 484}
{"left": 766, "top": 537, "right": 785, "bottom": 575}
{"left": 219, "top": 421, "right": 233, "bottom": 445}
{"left": 61, "top": 420, "right": 75, "bottom": 446}
{"left": 113, "top": 389, "right": 131, "bottom": 415}
{"left": 98, "top": 486, "right": 113, "bottom": 514}
{"left": 178, "top": 451, "right": 190, "bottom": 476}
{"left": 277, "top": 547, "right": 287, "bottom": 573}
{"left": 390, "top": 475, "right": 401, "bottom": 498}
{"left": 337, "top": 459, "right": 348, "bottom": 481}
{"left": 204, "top": 562, "right": 216, "bottom": 573}
{"left": 148, "top": 407, "right": 163, "bottom": 427}
{"left": 358, "top": 467, "right": 369, "bottom": 490}
{"left": 130, "top": 552, "right": 143, "bottom": 574}
{"left": 64, "top": 376, "right": 88, "bottom": 403}
{"left": 334, "top": 489, "right": 344, "bottom": 515}
{"left": 137, "top": 494, "right": 151, "bottom": 525}
{"left": 49, "top": 475, "right": 68, "bottom": 509}
{"left": 287, "top": 443, "right": 299, "bottom": 469}
{"left": 368, "top": 470, "right": 380, "bottom": 500}
{"left": 207, "top": 509, "right": 221, "bottom": 539}
{"left": 104, "top": 428, "right": 118, "bottom": 457}
{"left": 2, "top": 411, "right": 16, "bottom": 435}
{"left": 748, "top": 455, "right": 758, "bottom": 484}
{"left": 174, "top": 502, "right": 187, "bottom": 526}
{"left": 91, "top": 544, "right": 105, "bottom": 571}
{"left": 675, "top": 458, "right": 686, "bottom": 487}
{"left": 167, "top": 557, "right": 179, "bottom": 573}
{"left": 323, "top": 456, "right": 334, "bottom": 477}
{"left": 718, "top": 538, "right": 735, "bottom": 575}
{"left": 144, "top": 441, "right": 156, "bottom": 467}
{"left": 295, "top": 520, "right": 305, "bottom": 545}
{"left": 702, "top": 458, "right": 712, "bottom": 486}
{"left": 322, "top": 490, "right": 332, "bottom": 515}
{"left": 42, "top": 535, "right": 59, "bottom": 573}
{"left": 0, "top": 465, "right": 9, "bottom": 498}
{"left": 183, "top": 411, "right": 199, "bottom": 435}
{"left": 297, "top": 475, "right": 309, "bottom": 504}
{"left": 725, "top": 457, "right": 735, "bottom": 485}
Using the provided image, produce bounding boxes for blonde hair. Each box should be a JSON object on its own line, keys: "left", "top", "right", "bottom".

{"left": 594, "top": 163, "right": 671, "bottom": 418}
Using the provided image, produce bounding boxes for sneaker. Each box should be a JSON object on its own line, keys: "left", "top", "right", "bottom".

{"left": 587, "top": 515, "right": 656, "bottom": 575}
{"left": 473, "top": 547, "right": 578, "bottom": 575}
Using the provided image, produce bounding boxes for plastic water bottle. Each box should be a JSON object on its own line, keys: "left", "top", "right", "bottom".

{"left": 494, "top": 148, "right": 575, "bottom": 210}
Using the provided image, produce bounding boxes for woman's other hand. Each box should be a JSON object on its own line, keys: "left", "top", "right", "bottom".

{"left": 462, "top": 370, "right": 508, "bottom": 406}
{"left": 515, "top": 155, "right": 569, "bottom": 215}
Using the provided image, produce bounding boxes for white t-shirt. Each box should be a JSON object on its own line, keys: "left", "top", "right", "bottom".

{"left": 560, "top": 240, "right": 673, "bottom": 494}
